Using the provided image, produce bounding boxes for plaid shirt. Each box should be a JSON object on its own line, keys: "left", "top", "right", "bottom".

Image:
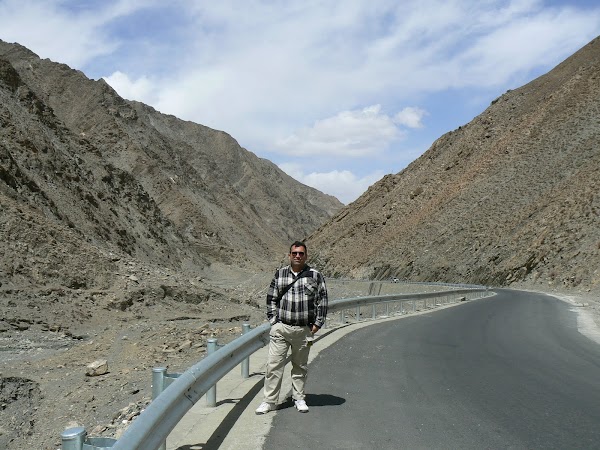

{"left": 266, "top": 265, "right": 328, "bottom": 328}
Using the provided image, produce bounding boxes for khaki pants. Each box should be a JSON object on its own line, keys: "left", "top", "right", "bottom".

{"left": 263, "top": 322, "right": 312, "bottom": 403}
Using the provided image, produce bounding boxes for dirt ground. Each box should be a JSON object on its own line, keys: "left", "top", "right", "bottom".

{"left": 1, "top": 270, "right": 599, "bottom": 450}
{"left": 0, "top": 263, "right": 272, "bottom": 450}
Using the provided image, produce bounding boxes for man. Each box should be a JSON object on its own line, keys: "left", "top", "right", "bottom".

{"left": 255, "top": 240, "right": 328, "bottom": 414}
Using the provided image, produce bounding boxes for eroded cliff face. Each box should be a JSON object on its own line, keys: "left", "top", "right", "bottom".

{"left": 0, "top": 40, "right": 342, "bottom": 292}
{"left": 309, "top": 36, "right": 600, "bottom": 293}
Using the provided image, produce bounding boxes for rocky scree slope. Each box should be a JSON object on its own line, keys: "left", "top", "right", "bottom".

{"left": 309, "top": 36, "right": 600, "bottom": 294}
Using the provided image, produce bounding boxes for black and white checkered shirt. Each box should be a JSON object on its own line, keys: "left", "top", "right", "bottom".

{"left": 266, "top": 265, "right": 328, "bottom": 328}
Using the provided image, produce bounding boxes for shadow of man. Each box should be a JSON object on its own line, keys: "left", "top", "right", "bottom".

{"left": 278, "top": 393, "right": 346, "bottom": 410}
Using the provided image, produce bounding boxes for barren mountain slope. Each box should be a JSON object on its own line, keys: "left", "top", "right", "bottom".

{"left": 0, "top": 39, "right": 342, "bottom": 283}
{"left": 0, "top": 40, "right": 341, "bottom": 450}
{"left": 309, "top": 36, "right": 600, "bottom": 293}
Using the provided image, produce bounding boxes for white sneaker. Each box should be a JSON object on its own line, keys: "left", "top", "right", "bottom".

{"left": 255, "top": 402, "right": 275, "bottom": 415}
{"left": 294, "top": 399, "right": 309, "bottom": 413}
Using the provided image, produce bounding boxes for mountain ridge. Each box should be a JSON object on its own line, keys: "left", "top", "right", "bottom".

{"left": 0, "top": 39, "right": 342, "bottom": 450}
{"left": 308, "top": 36, "right": 600, "bottom": 294}
{"left": 0, "top": 39, "right": 342, "bottom": 291}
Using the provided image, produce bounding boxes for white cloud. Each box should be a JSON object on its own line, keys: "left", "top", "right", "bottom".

{"left": 91, "top": 1, "right": 600, "bottom": 160}
{"left": 103, "top": 71, "right": 156, "bottom": 103}
{"left": 394, "top": 107, "right": 428, "bottom": 129}
{"left": 0, "top": 0, "right": 154, "bottom": 68}
{"left": 275, "top": 105, "right": 410, "bottom": 157}
{"left": 279, "top": 163, "right": 384, "bottom": 205}
{"left": 450, "top": 6, "right": 600, "bottom": 87}
{"left": 2, "top": 0, "right": 599, "bottom": 202}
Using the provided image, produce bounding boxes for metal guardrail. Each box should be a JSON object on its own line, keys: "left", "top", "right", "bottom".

{"left": 61, "top": 286, "right": 490, "bottom": 450}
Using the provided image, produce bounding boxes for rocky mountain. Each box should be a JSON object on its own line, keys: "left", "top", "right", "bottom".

{"left": 1, "top": 34, "right": 599, "bottom": 450}
{"left": 0, "top": 40, "right": 342, "bottom": 293}
{"left": 0, "top": 40, "right": 343, "bottom": 450}
{"left": 309, "top": 36, "right": 600, "bottom": 294}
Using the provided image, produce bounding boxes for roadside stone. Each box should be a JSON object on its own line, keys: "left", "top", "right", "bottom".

{"left": 176, "top": 340, "right": 192, "bottom": 352}
{"left": 86, "top": 360, "right": 109, "bottom": 376}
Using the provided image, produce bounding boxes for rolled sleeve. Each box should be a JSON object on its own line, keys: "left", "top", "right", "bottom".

{"left": 266, "top": 273, "right": 280, "bottom": 325}
{"left": 313, "top": 275, "right": 328, "bottom": 328}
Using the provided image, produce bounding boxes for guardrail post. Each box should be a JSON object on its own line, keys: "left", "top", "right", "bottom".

{"left": 150, "top": 366, "right": 183, "bottom": 450}
{"left": 152, "top": 367, "right": 167, "bottom": 400}
{"left": 61, "top": 428, "right": 118, "bottom": 450}
{"left": 206, "top": 338, "right": 218, "bottom": 407}
{"left": 241, "top": 324, "right": 251, "bottom": 378}
{"left": 61, "top": 426, "right": 86, "bottom": 450}
{"left": 152, "top": 367, "right": 167, "bottom": 450}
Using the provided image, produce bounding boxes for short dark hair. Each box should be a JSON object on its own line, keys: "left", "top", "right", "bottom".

{"left": 289, "top": 241, "right": 307, "bottom": 253}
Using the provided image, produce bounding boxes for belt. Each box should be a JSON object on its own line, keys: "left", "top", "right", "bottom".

{"left": 280, "top": 320, "right": 309, "bottom": 327}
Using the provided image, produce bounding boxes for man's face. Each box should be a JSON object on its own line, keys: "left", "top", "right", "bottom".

{"left": 289, "top": 245, "right": 307, "bottom": 271}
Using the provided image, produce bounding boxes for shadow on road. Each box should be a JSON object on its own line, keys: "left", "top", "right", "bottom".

{"left": 278, "top": 393, "right": 346, "bottom": 411}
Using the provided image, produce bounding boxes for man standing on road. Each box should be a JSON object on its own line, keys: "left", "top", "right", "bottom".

{"left": 255, "top": 241, "right": 328, "bottom": 414}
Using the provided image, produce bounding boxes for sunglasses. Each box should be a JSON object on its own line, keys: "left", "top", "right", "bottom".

{"left": 290, "top": 251, "right": 305, "bottom": 256}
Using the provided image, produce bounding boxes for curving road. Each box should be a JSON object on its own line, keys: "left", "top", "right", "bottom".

{"left": 263, "top": 289, "right": 600, "bottom": 449}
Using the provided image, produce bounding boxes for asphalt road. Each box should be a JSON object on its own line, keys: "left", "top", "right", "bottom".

{"left": 263, "top": 290, "right": 600, "bottom": 449}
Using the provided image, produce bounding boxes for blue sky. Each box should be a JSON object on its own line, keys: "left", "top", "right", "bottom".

{"left": 1, "top": 1, "right": 599, "bottom": 204}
